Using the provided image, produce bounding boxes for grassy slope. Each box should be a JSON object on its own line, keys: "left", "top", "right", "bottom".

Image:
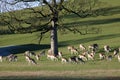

{"left": 0, "top": 0, "right": 120, "bottom": 79}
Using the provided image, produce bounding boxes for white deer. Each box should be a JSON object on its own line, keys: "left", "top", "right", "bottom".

{"left": 78, "top": 54, "right": 87, "bottom": 61}
{"left": 47, "top": 54, "right": 58, "bottom": 61}
{"left": 25, "top": 55, "right": 37, "bottom": 65}
{"left": 118, "top": 55, "right": 120, "bottom": 62}
{"left": 0, "top": 56, "right": 3, "bottom": 62}
{"left": 87, "top": 54, "right": 94, "bottom": 60}
{"left": 79, "top": 44, "right": 86, "bottom": 51}
{"left": 99, "top": 53, "right": 106, "bottom": 60}
{"left": 61, "top": 57, "right": 68, "bottom": 64}
{"left": 104, "top": 45, "right": 111, "bottom": 53}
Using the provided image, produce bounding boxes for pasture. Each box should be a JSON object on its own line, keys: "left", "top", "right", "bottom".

{"left": 0, "top": 0, "right": 120, "bottom": 80}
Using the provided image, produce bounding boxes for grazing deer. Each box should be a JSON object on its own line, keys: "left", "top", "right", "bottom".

{"left": 67, "top": 46, "right": 74, "bottom": 52}
{"left": 6, "top": 54, "right": 17, "bottom": 62}
{"left": 24, "top": 51, "right": 36, "bottom": 57}
{"left": 71, "top": 48, "right": 79, "bottom": 55}
{"left": 87, "top": 53, "right": 94, "bottom": 60}
{"left": 107, "top": 55, "right": 112, "bottom": 61}
{"left": 90, "top": 52, "right": 95, "bottom": 58}
{"left": 88, "top": 45, "right": 94, "bottom": 51}
{"left": 25, "top": 55, "right": 37, "bottom": 65}
{"left": 58, "top": 52, "right": 63, "bottom": 58}
{"left": 30, "top": 51, "right": 36, "bottom": 56}
{"left": 78, "top": 54, "right": 87, "bottom": 61}
{"left": 119, "top": 47, "right": 120, "bottom": 52}
{"left": 67, "top": 46, "right": 79, "bottom": 54}
{"left": 61, "top": 57, "right": 68, "bottom": 64}
{"left": 68, "top": 56, "right": 78, "bottom": 63}
{"left": 35, "top": 54, "right": 40, "bottom": 61}
{"left": 0, "top": 56, "right": 3, "bottom": 62}
{"left": 104, "top": 45, "right": 111, "bottom": 53}
{"left": 25, "top": 50, "right": 39, "bottom": 61}
{"left": 81, "top": 51, "right": 88, "bottom": 56}
{"left": 24, "top": 51, "right": 31, "bottom": 56}
{"left": 99, "top": 53, "right": 106, "bottom": 60}
{"left": 79, "top": 44, "right": 86, "bottom": 51}
{"left": 77, "top": 57, "right": 85, "bottom": 64}
{"left": 117, "top": 55, "right": 120, "bottom": 62}
{"left": 113, "top": 48, "right": 119, "bottom": 57}
{"left": 93, "top": 44, "right": 99, "bottom": 50}
{"left": 47, "top": 54, "right": 58, "bottom": 61}
{"left": 88, "top": 44, "right": 98, "bottom": 52}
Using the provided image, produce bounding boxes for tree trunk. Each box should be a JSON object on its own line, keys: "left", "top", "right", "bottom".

{"left": 50, "top": 20, "right": 58, "bottom": 56}
{"left": 50, "top": 0, "right": 59, "bottom": 56}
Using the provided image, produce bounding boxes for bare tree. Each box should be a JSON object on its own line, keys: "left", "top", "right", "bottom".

{"left": 0, "top": 0, "right": 100, "bottom": 56}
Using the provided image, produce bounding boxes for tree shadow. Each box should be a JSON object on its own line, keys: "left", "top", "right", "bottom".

{"left": 64, "top": 18, "right": 120, "bottom": 27}
{"left": 94, "top": 6, "right": 120, "bottom": 16}
{"left": 63, "top": 6, "right": 120, "bottom": 27}
{"left": 59, "top": 33, "right": 120, "bottom": 46}
{"left": 64, "top": 6, "right": 120, "bottom": 19}
{"left": 0, "top": 44, "right": 50, "bottom": 56}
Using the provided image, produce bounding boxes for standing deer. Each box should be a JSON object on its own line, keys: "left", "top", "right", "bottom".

{"left": 25, "top": 55, "right": 37, "bottom": 65}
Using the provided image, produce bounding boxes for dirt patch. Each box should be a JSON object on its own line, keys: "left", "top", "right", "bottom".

{"left": 0, "top": 69, "right": 120, "bottom": 77}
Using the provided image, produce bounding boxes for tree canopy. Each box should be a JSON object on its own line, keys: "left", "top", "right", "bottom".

{"left": 0, "top": 0, "right": 101, "bottom": 55}
{"left": 0, "top": 0, "right": 100, "bottom": 34}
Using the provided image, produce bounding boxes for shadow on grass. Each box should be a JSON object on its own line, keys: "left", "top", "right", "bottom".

{"left": 63, "top": 6, "right": 120, "bottom": 27}
{"left": 64, "top": 18, "right": 120, "bottom": 27}
{"left": 0, "top": 44, "right": 50, "bottom": 56}
{"left": 0, "top": 76, "right": 120, "bottom": 80}
{"left": 0, "top": 33, "right": 120, "bottom": 56}
{"left": 94, "top": 6, "right": 120, "bottom": 16}
{"left": 64, "top": 6, "right": 120, "bottom": 19}
{"left": 59, "top": 33, "right": 120, "bottom": 46}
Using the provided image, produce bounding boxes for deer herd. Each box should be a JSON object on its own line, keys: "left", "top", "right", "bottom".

{"left": 0, "top": 44, "right": 120, "bottom": 65}
{"left": 47, "top": 44, "right": 120, "bottom": 64}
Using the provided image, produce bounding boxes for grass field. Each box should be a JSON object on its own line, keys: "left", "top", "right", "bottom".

{"left": 0, "top": 0, "right": 120, "bottom": 80}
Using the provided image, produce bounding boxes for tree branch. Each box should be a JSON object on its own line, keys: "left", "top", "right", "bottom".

{"left": 26, "top": 7, "right": 52, "bottom": 18}
{"left": 43, "top": 0, "right": 54, "bottom": 13}
{"left": 62, "top": 5, "right": 90, "bottom": 18}
{"left": 57, "top": 0, "right": 64, "bottom": 11}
